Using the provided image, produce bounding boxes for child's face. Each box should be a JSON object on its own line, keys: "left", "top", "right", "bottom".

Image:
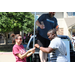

{"left": 15, "top": 36, "right": 22, "bottom": 45}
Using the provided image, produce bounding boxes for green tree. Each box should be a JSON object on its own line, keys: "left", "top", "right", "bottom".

{"left": 0, "top": 12, "right": 34, "bottom": 45}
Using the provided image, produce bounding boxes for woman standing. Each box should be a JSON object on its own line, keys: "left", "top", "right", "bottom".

{"left": 12, "top": 34, "right": 35, "bottom": 62}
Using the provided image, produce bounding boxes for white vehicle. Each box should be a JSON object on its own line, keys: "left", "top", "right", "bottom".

{"left": 26, "top": 35, "right": 75, "bottom": 62}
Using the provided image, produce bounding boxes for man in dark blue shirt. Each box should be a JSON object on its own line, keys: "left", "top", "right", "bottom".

{"left": 36, "top": 12, "right": 59, "bottom": 62}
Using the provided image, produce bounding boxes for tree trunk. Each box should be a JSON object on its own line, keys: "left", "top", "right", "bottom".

{"left": 4, "top": 33, "right": 8, "bottom": 45}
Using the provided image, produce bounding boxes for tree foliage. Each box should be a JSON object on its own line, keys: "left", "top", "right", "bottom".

{"left": 0, "top": 12, "right": 34, "bottom": 45}
{"left": 0, "top": 12, "right": 34, "bottom": 33}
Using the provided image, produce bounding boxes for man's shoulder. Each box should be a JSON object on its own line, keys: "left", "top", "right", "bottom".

{"left": 51, "top": 37, "right": 61, "bottom": 43}
{"left": 53, "top": 17, "right": 57, "bottom": 20}
{"left": 41, "top": 13, "right": 49, "bottom": 16}
{"left": 42, "top": 13, "right": 48, "bottom": 15}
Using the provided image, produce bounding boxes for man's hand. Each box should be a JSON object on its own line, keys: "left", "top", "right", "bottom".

{"left": 39, "top": 25, "right": 44, "bottom": 29}
{"left": 34, "top": 44, "right": 40, "bottom": 48}
{"left": 36, "top": 20, "right": 44, "bottom": 29}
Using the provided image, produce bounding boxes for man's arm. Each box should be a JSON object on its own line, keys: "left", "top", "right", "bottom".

{"left": 36, "top": 20, "right": 41, "bottom": 27}
{"left": 40, "top": 47, "right": 54, "bottom": 53}
{"left": 36, "top": 20, "right": 44, "bottom": 29}
{"left": 35, "top": 44, "right": 54, "bottom": 53}
{"left": 55, "top": 25, "right": 59, "bottom": 31}
{"left": 36, "top": 14, "right": 46, "bottom": 29}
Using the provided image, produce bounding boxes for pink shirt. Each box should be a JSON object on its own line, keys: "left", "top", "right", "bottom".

{"left": 23, "top": 36, "right": 26, "bottom": 39}
{"left": 13, "top": 44, "right": 26, "bottom": 62}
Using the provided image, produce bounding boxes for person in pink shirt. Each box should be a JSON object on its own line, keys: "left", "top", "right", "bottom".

{"left": 12, "top": 34, "right": 35, "bottom": 62}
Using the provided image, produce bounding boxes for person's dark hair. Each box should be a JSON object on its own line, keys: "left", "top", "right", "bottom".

{"left": 11, "top": 33, "right": 15, "bottom": 37}
{"left": 15, "top": 34, "right": 21, "bottom": 39}
{"left": 48, "top": 28, "right": 57, "bottom": 35}
{"left": 12, "top": 34, "right": 21, "bottom": 44}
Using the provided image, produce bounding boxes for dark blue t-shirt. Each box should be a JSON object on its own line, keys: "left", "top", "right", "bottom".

{"left": 37, "top": 14, "right": 58, "bottom": 39}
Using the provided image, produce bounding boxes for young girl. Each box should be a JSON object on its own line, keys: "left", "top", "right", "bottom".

{"left": 12, "top": 34, "right": 35, "bottom": 62}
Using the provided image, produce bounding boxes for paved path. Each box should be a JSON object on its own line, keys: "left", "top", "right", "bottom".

{"left": 0, "top": 52, "right": 16, "bottom": 62}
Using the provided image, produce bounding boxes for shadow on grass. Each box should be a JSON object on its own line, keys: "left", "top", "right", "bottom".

{"left": 0, "top": 44, "right": 14, "bottom": 52}
{"left": 0, "top": 49, "right": 12, "bottom": 52}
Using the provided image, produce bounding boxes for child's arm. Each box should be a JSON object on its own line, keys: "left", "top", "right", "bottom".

{"left": 16, "top": 48, "right": 35, "bottom": 59}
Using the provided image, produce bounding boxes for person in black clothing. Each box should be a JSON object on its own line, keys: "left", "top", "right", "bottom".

{"left": 36, "top": 12, "right": 59, "bottom": 62}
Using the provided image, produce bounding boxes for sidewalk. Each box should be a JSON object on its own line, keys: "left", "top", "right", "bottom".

{"left": 0, "top": 52, "right": 16, "bottom": 62}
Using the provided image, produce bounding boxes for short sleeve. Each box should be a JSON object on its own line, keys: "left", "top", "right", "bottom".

{"left": 38, "top": 14, "right": 46, "bottom": 23}
{"left": 49, "top": 39, "right": 59, "bottom": 49}
{"left": 13, "top": 47, "right": 19, "bottom": 55}
{"left": 54, "top": 18, "right": 59, "bottom": 28}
